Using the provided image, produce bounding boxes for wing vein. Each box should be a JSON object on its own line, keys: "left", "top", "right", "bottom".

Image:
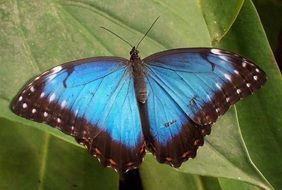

{"left": 148, "top": 64, "right": 212, "bottom": 74}
{"left": 97, "top": 69, "right": 128, "bottom": 128}
{"left": 146, "top": 66, "right": 201, "bottom": 117}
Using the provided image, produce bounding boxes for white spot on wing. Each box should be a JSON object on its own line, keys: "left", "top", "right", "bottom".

{"left": 61, "top": 100, "right": 67, "bottom": 108}
{"left": 224, "top": 73, "right": 231, "bottom": 81}
{"left": 246, "top": 83, "right": 251, "bottom": 87}
{"left": 255, "top": 68, "right": 260, "bottom": 73}
{"left": 18, "top": 96, "right": 23, "bottom": 102}
{"left": 30, "top": 86, "right": 35, "bottom": 92}
{"left": 226, "top": 97, "right": 230, "bottom": 102}
{"left": 52, "top": 66, "right": 62, "bottom": 73}
{"left": 40, "top": 92, "right": 45, "bottom": 98}
{"left": 43, "top": 112, "right": 48, "bottom": 117}
{"left": 211, "top": 49, "right": 221, "bottom": 55}
{"left": 49, "top": 93, "right": 56, "bottom": 102}
{"left": 216, "top": 108, "right": 220, "bottom": 113}
{"left": 242, "top": 61, "right": 247, "bottom": 67}
{"left": 236, "top": 89, "right": 241, "bottom": 94}
{"left": 22, "top": 103, "right": 27, "bottom": 109}
{"left": 57, "top": 118, "right": 61, "bottom": 123}
{"left": 216, "top": 83, "right": 221, "bottom": 89}
{"left": 253, "top": 75, "right": 258, "bottom": 80}
{"left": 32, "top": 108, "right": 36, "bottom": 113}
{"left": 234, "top": 70, "right": 239, "bottom": 75}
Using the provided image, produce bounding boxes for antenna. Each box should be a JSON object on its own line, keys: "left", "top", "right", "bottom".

{"left": 100, "top": 26, "right": 133, "bottom": 48}
{"left": 101, "top": 16, "right": 160, "bottom": 49}
{"left": 136, "top": 16, "right": 160, "bottom": 49}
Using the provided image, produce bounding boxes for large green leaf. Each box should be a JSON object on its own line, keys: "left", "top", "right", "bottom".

{"left": 0, "top": 118, "right": 118, "bottom": 190}
{"left": 0, "top": 0, "right": 281, "bottom": 189}
{"left": 140, "top": 162, "right": 261, "bottom": 190}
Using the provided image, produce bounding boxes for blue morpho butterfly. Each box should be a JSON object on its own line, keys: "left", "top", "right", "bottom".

{"left": 11, "top": 18, "right": 266, "bottom": 173}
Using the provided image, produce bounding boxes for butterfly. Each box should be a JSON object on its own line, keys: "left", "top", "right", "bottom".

{"left": 11, "top": 19, "right": 266, "bottom": 173}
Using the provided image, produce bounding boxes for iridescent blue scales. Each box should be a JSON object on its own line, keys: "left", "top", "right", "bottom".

{"left": 11, "top": 48, "right": 266, "bottom": 173}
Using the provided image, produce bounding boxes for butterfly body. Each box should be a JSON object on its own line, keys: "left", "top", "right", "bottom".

{"left": 11, "top": 47, "right": 266, "bottom": 173}
{"left": 130, "top": 47, "right": 148, "bottom": 104}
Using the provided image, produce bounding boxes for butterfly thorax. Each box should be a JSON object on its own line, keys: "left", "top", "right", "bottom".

{"left": 130, "top": 47, "right": 147, "bottom": 104}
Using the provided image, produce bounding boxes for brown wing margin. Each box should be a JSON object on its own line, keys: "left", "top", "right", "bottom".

{"left": 192, "top": 49, "right": 267, "bottom": 125}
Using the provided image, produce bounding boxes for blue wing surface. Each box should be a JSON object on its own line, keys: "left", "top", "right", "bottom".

{"left": 141, "top": 73, "right": 211, "bottom": 166}
{"left": 142, "top": 48, "right": 266, "bottom": 166}
{"left": 12, "top": 57, "right": 145, "bottom": 173}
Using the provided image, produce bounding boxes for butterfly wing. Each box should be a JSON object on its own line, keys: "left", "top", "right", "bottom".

{"left": 142, "top": 48, "right": 266, "bottom": 166}
{"left": 11, "top": 57, "right": 145, "bottom": 173}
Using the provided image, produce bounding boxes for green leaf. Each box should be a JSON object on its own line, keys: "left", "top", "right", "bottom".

{"left": 140, "top": 164, "right": 261, "bottom": 190}
{"left": 0, "top": 118, "right": 118, "bottom": 190}
{"left": 199, "top": 0, "right": 244, "bottom": 45}
{"left": 0, "top": 0, "right": 280, "bottom": 189}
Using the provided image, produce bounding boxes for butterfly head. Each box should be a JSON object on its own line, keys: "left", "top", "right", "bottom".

{"left": 130, "top": 46, "right": 140, "bottom": 61}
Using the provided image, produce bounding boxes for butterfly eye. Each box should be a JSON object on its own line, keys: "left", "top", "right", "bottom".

{"left": 130, "top": 48, "right": 135, "bottom": 55}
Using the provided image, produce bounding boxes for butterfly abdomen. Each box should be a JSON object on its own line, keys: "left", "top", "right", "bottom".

{"left": 132, "top": 58, "right": 147, "bottom": 104}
